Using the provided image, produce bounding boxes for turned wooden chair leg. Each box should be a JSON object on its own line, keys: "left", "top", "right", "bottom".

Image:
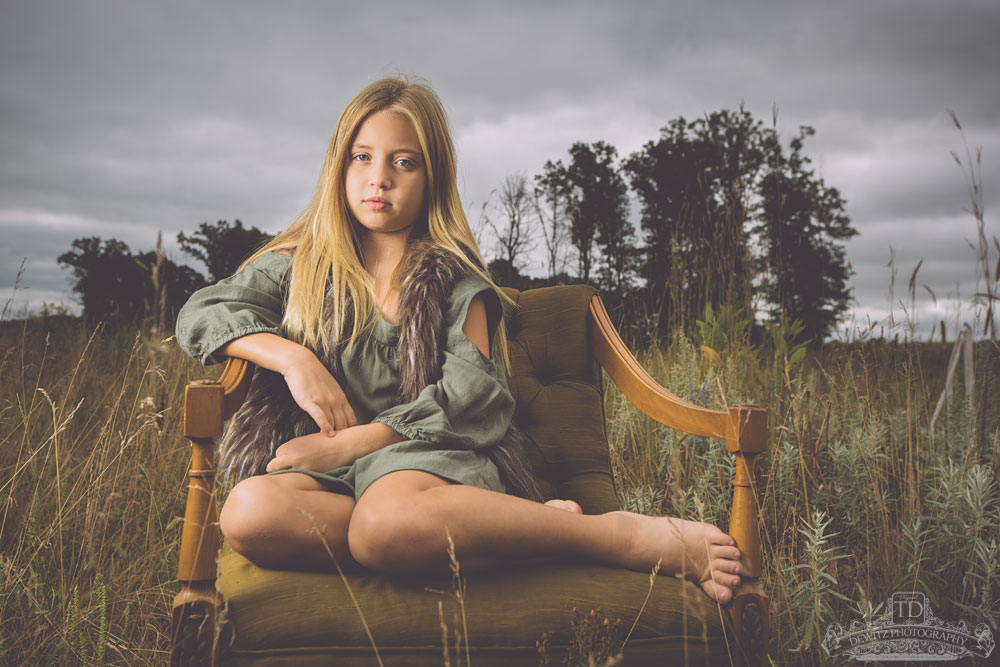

{"left": 172, "top": 581, "right": 221, "bottom": 667}
{"left": 172, "top": 383, "right": 225, "bottom": 666}
{"left": 726, "top": 405, "right": 770, "bottom": 667}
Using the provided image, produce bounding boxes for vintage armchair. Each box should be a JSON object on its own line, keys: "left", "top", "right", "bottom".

{"left": 171, "top": 284, "right": 769, "bottom": 666}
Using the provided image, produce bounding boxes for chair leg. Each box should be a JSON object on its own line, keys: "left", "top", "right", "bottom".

{"left": 730, "top": 585, "right": 769, "bottom": 667}
{"left": 172, "top": 581, "right": 221, "bottom": 667}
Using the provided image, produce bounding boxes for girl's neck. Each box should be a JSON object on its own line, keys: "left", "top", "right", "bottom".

{"left": 360, "top": 231, "right": 407, "bottom": 278}
{"left": 359, "top": 230, "right": 409, "bottom": 322}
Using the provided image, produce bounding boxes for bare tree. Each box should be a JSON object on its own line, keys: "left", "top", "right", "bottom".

{"left": 534, "top": 160, "right": 573, "bottom": 279}
{"left": 483, "top": 172, "right": 536, "bottom": 269}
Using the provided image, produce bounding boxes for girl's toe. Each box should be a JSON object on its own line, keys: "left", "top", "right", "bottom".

{"left": 705, "top": 525, "right": 730, "bottom": 543}
{"left": 710, "top": 544, "right": 741, "bottom": 561}
{"left": 713, "top": 557, "right": 741, "bottom": 574}
{"left": 700, "top": 579, "right": 731, "bottom": 603}
{"left": 712, "top": 567, "right": 740, "bottom": 589}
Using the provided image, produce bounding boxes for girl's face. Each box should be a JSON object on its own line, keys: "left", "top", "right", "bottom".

{"left": 345, "top": 110, "right": 427, "bottom": 240}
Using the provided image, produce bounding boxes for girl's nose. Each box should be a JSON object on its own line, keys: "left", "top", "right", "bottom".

{"left": 370, "top": 162, "right": 391, "bottom": 190}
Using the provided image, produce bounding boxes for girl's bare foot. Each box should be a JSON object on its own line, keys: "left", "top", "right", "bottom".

{"left": 610, "top": 512, "right": 742, "bottom": 603}
{"left": 544, "top": 499, "right": 583, "bottom": 514}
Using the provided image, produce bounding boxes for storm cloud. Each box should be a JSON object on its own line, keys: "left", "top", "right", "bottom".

{"left": 2, "top": 0, "right": 997, "bottom": 337}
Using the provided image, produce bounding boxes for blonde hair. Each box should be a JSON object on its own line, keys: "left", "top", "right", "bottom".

{"left": 245, "top": 76, "right": 511, "bottom": 364}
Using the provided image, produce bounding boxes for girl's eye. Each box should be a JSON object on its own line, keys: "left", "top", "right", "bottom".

{"left": 352, "top": 153, "right": 370, "bottom": 162}
{"left": 396, "top": 158, "right": 416, "bottom": 168}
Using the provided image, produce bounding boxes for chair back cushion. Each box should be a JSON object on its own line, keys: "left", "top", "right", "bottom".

{"left": 500, "top": 285, "right": 619, "bottom": 514}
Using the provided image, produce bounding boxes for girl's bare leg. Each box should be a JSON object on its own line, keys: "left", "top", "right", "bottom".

{"left": 349, "top": 471, "right": 742, "bottom": 603}
{"left": 220, "top": 472, "right": 356, "bottom": 570}
{"left": 219, "top": 472, "right": 582, "bottom": 571}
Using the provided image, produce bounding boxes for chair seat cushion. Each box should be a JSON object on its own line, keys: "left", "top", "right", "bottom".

{"left": 217, "top": 547, "right": 738, "bottom": 666}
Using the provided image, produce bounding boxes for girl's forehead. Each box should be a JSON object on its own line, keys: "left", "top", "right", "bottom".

{"left": 354, "top": 110, "right": 421, "bottom": 148}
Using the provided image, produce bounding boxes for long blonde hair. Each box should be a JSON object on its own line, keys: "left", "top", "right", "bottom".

{"left": 245, "top": 76, "right": 510, "bottom": 364}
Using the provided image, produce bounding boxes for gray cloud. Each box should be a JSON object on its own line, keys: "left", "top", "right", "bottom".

{"left": 2, "top": 0, "right": 997, "bottom": 338}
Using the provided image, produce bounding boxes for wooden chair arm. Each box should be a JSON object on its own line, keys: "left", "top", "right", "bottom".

{"left": 588, "top": 294, "right": 769, "bottom": 666}
{"left": 588, "top": 295, "right": 766, "bottom": 447}
{"left": 172, "top": 358, "right": 255, "bottom": 666}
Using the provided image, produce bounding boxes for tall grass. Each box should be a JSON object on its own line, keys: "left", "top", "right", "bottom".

{"left": 607, "top": 325, "right": 999, "bottom": 665}
{"left": 0, "top": 316, "right": 204, "bottom": 665}
{"left": 2, "top": 305, "right": 997, "bottom": 664}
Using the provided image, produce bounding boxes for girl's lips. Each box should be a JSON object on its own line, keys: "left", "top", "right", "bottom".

{"left": 364, "top": 198, "right": 390, "bottom": 211}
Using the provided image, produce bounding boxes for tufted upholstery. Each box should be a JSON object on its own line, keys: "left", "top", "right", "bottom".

{"left": 213, "top": 284, "right": 737, "bottom": 665}
{"left": 500, "top": 285, "right": 619, "bottom": 513}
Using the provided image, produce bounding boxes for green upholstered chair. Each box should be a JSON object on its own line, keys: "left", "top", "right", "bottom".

{"left": 172, "top": 285, "right": 770, "bottom": 666}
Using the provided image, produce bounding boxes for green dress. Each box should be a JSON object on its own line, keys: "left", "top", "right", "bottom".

{"left": 175, "top": 251, "right": 510, "bottom": 499}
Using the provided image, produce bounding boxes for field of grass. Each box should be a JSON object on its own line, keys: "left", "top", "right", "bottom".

{"left": 1, "top": 310, "right": 997, "bottom": 665}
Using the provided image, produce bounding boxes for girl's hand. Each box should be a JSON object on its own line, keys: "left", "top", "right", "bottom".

{"left": 220, "top": 333, "right": 357, "bottom": 436}
{"left": 265, "top": 423, "right": 403, "bottom": 473}
{"left": 282, "top": 349, "right": 358, "bottom": 436}
{"left": 266, "top": 432, "right": 359, "bottom": 473}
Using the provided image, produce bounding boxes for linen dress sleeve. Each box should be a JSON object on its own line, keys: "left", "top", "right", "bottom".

{"left": 175, "top": 251, "right": 292, "bottom": 365}
{"left": 372, "top": 274, "right": 514, "bottom": 451}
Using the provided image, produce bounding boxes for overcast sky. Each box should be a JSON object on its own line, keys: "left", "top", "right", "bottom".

{"left": 2, "top": 0, "right": 997, "bottom": 339}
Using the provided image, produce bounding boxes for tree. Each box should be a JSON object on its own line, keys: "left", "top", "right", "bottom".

{"left": 58, "top": 236, "right": 206, "bottom": 323}
{"left": 565, "top": 141, "right": 633, "bottom": 293}
{"left": 482, "top": 173, "right": 536, "bottom": 271}
{"left": 177, "top": 219, "right": 273, "bottom": 283}
{"left": 58, "top": 237, "right": 147, "bottom": 321}
{"left": 534, "top": 160, "right": 573, "bottom": 279}
{"left": 757, "top": 126, "right": 857, "bottom": 344}
{"left": 624, "top": 110, "right": 767, "bottom": 333}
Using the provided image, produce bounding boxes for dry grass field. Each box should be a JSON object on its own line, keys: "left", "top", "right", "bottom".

{"left": 1, "top": 308, "right": 997, "bottom": 665}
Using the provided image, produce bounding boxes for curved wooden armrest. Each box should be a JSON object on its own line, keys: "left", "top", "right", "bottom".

{"left": 218, "top": 357, "right": 256, "bottom": 419}
{"left": 588, "top": 295, "right": 766, "bottom": 453}
{"left": 588, "top": 295, "right": 729, "bottom": 438}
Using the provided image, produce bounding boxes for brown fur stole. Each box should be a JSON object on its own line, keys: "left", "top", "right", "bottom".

{"left": 220, "top": 241, "right": 543, "bottom": 501}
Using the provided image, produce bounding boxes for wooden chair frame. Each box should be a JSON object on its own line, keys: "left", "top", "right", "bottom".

{"left": 171, "top": 294, "right": 769, "bottom": 666}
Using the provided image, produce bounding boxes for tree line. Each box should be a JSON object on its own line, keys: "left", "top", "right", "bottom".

{"left": 58, "top": 107, "right": 856, "bottom": 344}
{"left": 57, "top": 220, "right": 272, "bottom": 331}
{"left": 479, "top": 108, "right": 856, "bottom": 345}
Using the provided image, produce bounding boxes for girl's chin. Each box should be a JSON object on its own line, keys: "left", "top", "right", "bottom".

{"left": 353, "top": 221, "right": 415, "bottom": 237}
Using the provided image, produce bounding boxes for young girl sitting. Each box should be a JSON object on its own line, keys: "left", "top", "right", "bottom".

{"left": 175, "top": 76, "right": 743, "bottom": 603}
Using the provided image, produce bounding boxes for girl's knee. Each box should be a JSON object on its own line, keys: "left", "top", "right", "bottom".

{"left": 220, "top": 476, "right": 287, "bottom": 557}
{"left": 347, "top": 496, "right": 439, "bottom": 571}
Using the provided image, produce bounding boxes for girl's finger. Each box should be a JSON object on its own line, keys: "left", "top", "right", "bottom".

{"left": 345, "top": 405, "right": 358, "bottom": 428}
{"left": 332, "top": 408, "right": 348, "bottom": 432}
{"left": 324, "top": 407, "right": 339, "bottom": 434}
{"left": 307, "top": 405, "right": 335, "bottom": 437}
{"left": 266, "top": 456, "right": 288, "bottom": 473}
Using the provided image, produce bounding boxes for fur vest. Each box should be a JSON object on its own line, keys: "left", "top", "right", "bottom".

{"left": 221, "top": 241, "right": 543, "bottom": 501}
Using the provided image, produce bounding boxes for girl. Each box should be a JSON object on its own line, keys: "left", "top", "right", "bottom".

{"left": 175, "top": 76, "right": 743, "bottom": 603}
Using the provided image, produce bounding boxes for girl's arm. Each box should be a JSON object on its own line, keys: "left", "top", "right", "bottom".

{"left": 265, "top": 422, "right": 405, "bottom": 473}
{"left": 260, "top": 294, "right": 492, "bottom": 473}
{"left": 221, "top": 332, "right": 357, "bottom": 435}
